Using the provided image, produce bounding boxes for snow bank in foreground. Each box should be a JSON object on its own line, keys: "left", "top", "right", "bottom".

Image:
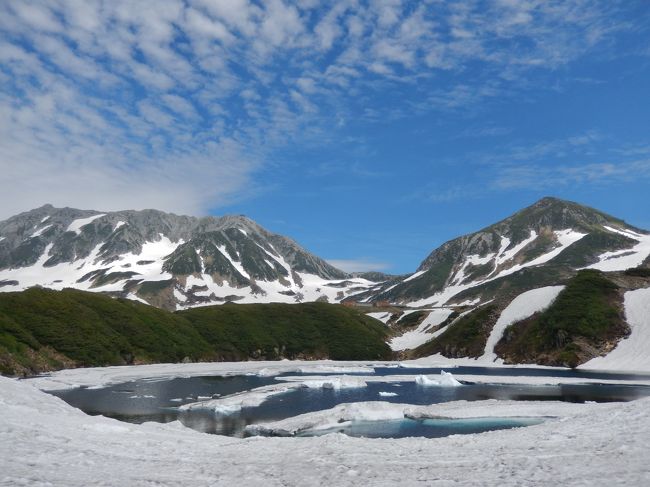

{"left": 4, "top": 374, "right": 650, "bottom": 485}
{"left": 582, "top": 288, "right": 650, "bottom": 371}
{"left": 415, "top": 371, "right": 462, "bottom": 387}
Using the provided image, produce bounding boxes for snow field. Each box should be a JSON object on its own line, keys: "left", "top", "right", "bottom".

{"left": 3, "top": 370, "right": 650, "bottom": 486}
{"left": 0, "top": 234, "right": 180, "bottom": 295}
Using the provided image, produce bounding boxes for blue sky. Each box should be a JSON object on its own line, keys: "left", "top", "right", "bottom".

{"left": 1, "top": 1, "right": 649, "bottom": 274}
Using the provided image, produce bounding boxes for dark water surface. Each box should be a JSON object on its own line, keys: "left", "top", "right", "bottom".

{"left": 47, "top": 366, "right": 650, "bottom": 438}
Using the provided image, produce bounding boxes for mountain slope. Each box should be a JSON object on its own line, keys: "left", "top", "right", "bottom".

{"left": 0, "top": 205, "right": 377, "bottom": 310}
{"left": 355, "top": 197, "right": 650, "bottom": 307}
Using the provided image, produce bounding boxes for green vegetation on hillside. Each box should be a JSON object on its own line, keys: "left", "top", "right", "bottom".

{"left": 624, "top": 267, "right": 650, "bottom": 278}
{"left": 0, "top": 288, "right": 392, "bottom": 376}
{"left": 179, "top": 303, "right": 390, "bottom": 361}
{"left": 0, "top": 288, "right": 211, "bottom": 375}
{"left": 495, "top": 270, "right": 627, "bottom": 367}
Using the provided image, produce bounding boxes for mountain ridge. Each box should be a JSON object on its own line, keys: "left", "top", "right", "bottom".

{"left": 1, "top": 197, "right": 648, "bottom": 313}
{"left": 351, "top": 197, "right": 649, "bottom": 307}
{"left": 0, "top": 204, "right": 375, "bottom": 310}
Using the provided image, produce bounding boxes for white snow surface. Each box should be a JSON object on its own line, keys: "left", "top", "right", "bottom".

{"left": 389, "top": 308, "right": 454, "bottom": 351}
{"left": 481, "top": 286, "right": 565, "bottom": 363}
{"left": 66, "top": 213, "right": 106, "bottom": 234}
{"left": 0, "top": 234, "right": 180, "bottom": 293}
{"left": 587, "top": 226, "right": 650, "bottom": 271}
{"left": 582, "top": 288, "right": 650, "bottom": 371}
{"left": 3, "top": 369, "right": 650, "bottom": 486}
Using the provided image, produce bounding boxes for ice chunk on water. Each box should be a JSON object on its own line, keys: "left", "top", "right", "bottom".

{"left": 415, "top": 371, "right": 462, "bottom": 387}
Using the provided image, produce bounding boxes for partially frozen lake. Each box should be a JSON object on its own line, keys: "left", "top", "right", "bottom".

{"left": 47, "top": 366, "right": 650, "bottom": 439}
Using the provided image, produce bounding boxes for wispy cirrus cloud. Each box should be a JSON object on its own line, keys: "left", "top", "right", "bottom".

{"left": 494, "top": 158, "right": 650, "bottom": 190}
{"left": 0, "top": 0, "right": 640, "bottom": 218}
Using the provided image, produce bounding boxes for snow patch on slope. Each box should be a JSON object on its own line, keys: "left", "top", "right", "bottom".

{"left": 481, "top": 286, "right": 565, "bottom": 363}
{"left": 389, "top": 308, "right": 455, "bottom": 351}
{"left": 67, "top": 214, "right": 106, "bottom": 234}
{"left": 29, "top": 224, "right": 53, "bottom": 238}
{"left": 490, "top": 230, "right": 538, "bottom": 276}
{"left": 403, "top": 270, "right": 426, "bottom": 282}
{"left": 0, "top": 235, "right": 180, "bottom": 293}
{"left": 216, "top": 245, "right": 250, "bottom": 280}
{"left": 587, "top": 226, "right": 650, "bottom": 271}
{"left": 582, "top": 288, "right": 650, "bottom": 371}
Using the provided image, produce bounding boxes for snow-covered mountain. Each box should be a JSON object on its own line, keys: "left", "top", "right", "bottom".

{"left": 0, "top": 205, "right": 377, "bottom": 310}
{"left": 354, "top": 197, "right": 650, "bottom": 308}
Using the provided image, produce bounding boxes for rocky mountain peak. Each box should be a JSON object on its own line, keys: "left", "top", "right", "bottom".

{"left": 352, "top": 197, "right": 649, "bottom": 308}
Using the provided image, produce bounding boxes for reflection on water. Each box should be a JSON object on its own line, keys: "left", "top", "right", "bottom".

{"left": 46, "top": 366, "right": 650, "bottom": 438}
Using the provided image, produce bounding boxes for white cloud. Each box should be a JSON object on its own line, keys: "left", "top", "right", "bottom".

{"left": 0, "top": 0, "right": 640, "bottom": 219}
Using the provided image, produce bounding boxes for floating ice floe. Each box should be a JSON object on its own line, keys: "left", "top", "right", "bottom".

{"left": 415, "top": 371, "right": 462, "bottom": 387}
